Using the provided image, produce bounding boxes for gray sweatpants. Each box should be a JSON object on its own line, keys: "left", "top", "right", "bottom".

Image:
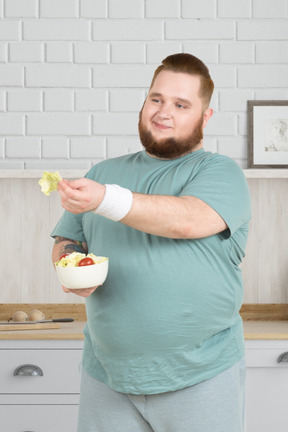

{"left": 77, "top": 357, "right": 246, "bottom": 432}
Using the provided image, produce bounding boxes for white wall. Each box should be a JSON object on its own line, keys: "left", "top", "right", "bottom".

{"left": 0, "top": 0, "right": 287, "bottom": 170}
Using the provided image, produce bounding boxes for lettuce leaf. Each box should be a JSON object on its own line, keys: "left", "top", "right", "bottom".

{"left": 39, "top": 171, "right": 62, "bottom": 196}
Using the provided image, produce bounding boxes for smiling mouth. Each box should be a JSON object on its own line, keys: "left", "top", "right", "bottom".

{"left": 153, "top": 121, "right": 172, "bottom": 130}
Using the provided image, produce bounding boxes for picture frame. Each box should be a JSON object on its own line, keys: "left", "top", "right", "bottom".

{"left": 247, "top": 100, "right": 288, "bottom": 168}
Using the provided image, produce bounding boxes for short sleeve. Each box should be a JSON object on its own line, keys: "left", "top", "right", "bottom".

{"left": 180, "top": 155, "right": 251, "bottom": 237}
{"left": 50, "top": 210, "right": 86, "bottom": 242}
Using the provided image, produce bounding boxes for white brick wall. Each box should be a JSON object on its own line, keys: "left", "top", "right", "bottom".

{"left": 0, "top": 0, "right": 287, "bottom": 169}
{"left": 5, "top": 0, "right": 38, "bottom": 18}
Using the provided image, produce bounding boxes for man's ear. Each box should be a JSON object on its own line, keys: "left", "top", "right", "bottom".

{"left": 202, "top": 108, "right": 213, "bottom": 128}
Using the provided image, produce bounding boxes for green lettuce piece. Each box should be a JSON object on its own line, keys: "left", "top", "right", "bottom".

{"left": 39, "top": 171, "right": 62, "bottom": 196}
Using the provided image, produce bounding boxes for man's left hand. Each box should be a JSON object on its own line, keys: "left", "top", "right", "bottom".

{"left": 62, "top": 285, "right": 100, "bottom": 297}
{"left": 58, "top": 178, "right": 105, "bottom": 214}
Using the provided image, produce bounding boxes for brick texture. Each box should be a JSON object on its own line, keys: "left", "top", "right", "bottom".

{"left": 5, "top": 0, "right": 38, "bottom": 18}
{"left": 0, "top": 0, "right": 287, "bottom": 169}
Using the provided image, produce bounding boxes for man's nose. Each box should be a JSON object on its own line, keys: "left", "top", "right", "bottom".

{"left": 157, "top": 103, "right": 172, "bottom": 119}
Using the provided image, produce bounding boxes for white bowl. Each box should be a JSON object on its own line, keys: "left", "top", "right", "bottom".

{"left": 55, "top": 258, "right": 109, "bottom": 289}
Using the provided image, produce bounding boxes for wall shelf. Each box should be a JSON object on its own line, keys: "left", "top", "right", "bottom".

{"left": 0, "top": 170, "right": 87, "bottom": 179}
{"left": 1, "top": 169, "right": 288, "bottom": 179}
{"left": 244, "top": 169, "right": 288, "bottom": 179}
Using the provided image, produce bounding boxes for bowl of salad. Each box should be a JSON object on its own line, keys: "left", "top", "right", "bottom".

{"left": 55, "top": 252, "right": 109, "bottom": 289}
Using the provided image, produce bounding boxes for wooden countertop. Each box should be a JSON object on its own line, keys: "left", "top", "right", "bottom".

{"left": 1, "top": 320, "right": 288, "bottom": 341}
{"left": 1, "top": 304, "right": 288, "bottom": 341}
{"left": 0, "top": 321, "right": 86, "bottom": 340}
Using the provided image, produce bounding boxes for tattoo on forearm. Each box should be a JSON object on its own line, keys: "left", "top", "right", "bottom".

{"left": 61, "top": 243, "right": 86, "bottom": 255}
{"left": 54, "top": 236, "right": 86, "bottom": 255}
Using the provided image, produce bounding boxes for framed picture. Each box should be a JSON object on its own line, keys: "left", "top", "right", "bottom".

{"left": 248, "top": 100, "right": 288, "bottom": 168}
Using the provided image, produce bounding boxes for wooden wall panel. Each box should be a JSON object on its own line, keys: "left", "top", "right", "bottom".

{"left": 0, "top": 177, "right": 287, "bottom": 304}
{"left": 258, "top": 179, "right": 288, "bottom": 302}
{"left": 242, "top": 178, "right": 288, "bottom": 303}
{"left": 0, "top": 178, "right": 84, "bottom": 304}
{"left": 0, "top": 180, "right": 22, "bottom": 302}
{"left": 21, "top": 179, "right": 50, "bottom": 302}
{"left": 242, "top": 179, "right": 260, "bottom": 303}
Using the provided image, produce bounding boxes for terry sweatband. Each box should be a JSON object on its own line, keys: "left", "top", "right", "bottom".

{"left": 93, "top": 184, "right": 133, "bottom": 221}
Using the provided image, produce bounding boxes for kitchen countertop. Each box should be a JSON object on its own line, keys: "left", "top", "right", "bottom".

{"left": 1, "top": 303, "right": 288, "bottom": 340}
{"left": 0, "top": 320, "right": 86, "bottom": 340}
{"left": 1, "top": 320, "right": 288, "bottom": 340}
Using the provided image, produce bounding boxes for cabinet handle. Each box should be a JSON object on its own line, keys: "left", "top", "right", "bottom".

{"left": 277, "top": 352, "right": 288, "bottom": 363}
{"left": 14, "top": 364, "right": 44, "bottom": 376}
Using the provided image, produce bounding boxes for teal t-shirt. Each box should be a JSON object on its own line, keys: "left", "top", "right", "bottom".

{"left": 51, "top": 149, "right": 251, "bottom": 394}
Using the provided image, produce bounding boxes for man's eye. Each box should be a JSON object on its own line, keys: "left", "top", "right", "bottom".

{"left": 176, "top": 103, "right": 185, "bottom": 109}
{"left": 152, "top": 99, "right": 160, "bottom": 103}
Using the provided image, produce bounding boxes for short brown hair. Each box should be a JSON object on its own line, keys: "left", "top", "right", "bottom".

{"left": 150, "top": 53, "right": 214, "bottom": 109}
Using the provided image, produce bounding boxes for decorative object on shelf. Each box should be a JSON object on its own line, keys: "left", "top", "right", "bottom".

{"left": 248, "top": 100, "right": 288, "bottom": 168}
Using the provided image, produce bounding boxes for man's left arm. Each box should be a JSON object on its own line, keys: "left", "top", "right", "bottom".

{"left": 58, "top": 179, "right": 227, "bottom": 240}
{"left": 122, "top": 193, "right": 227, "bottom": 239}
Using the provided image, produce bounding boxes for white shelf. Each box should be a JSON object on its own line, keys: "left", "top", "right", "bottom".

{"left": 0, "top": 170, "right": 87, "bottom": 179}
{"left": 1, "top": 169, "right": 288, "bottom": 179}
{"left": 244, "top": 169, "right": 288, "bottom": 178}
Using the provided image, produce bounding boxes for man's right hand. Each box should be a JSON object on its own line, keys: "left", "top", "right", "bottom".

{"left": 62, "top": 285, "right": 100, "bottom": 298}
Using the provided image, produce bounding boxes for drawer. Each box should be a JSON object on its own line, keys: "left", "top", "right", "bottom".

{"left": 0, "top": 349, "right": 82, "bottom": 394}
{"left": 0, "top": 405, "right": 78, "bottom": 432}
{"left": 246, "top": 348, "right": 288, "bottom": 367}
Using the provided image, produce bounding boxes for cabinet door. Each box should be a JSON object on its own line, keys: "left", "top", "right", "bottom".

{"left": 246, "top": 367, "right": 288, "bottom": 432}
{"left": 246, "top": 343, "right": 288, "bottom": 432}
{"left": 0, "top": 405, "right": 79, "bottom": 432}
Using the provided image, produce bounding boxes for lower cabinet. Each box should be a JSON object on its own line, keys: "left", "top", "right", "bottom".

{"left": 0, "top": 405, "right": 79, "bottom": 431}
{"left": 245, "top": 340, "right": 288, "bottom": 432}
{"left": 2, "top": 338, "right": 288, "bottom": 431}
{"left": 0, "top": 339, "right": 83, "bottom": 432}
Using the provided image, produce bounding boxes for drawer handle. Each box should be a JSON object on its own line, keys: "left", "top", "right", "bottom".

{"left": 277, "top": 352, "right": 288, "bottom": 363}
{"left": 14, "top": 364, "right": 44, "bottom": 376}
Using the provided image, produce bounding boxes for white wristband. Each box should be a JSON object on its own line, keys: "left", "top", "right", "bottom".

{"left": 93, "top": 184, "right": 133, "bottom": 221}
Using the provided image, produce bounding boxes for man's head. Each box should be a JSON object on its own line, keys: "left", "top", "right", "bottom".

{"left": 150, "top": 53, "right": 214, "bottom": 110}
{"left": 139, "top": 53, "right": 214, "bottom": 159}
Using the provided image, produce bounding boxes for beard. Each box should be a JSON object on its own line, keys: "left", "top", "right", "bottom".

{"left": 138, "top": 112, "right": 204, "bottom": 160}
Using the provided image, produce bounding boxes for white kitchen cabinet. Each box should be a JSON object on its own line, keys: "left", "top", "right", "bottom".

{"left": 2, "top": 337, "right": 288, "bottom": 431}
{"left": 0, "top": 339, "right": 83, "bottom": 432}
{"left": 245, "top": 340, "right": 288, "bottom": 432}
{"left": 0, "top": 405, "right": 79, "bottom": 431}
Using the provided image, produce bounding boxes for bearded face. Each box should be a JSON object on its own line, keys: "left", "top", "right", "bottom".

{"left": 138, "top": 108, "right": 204, "bottom": 160}
{"left": 138, "top": 70, "right": 213, "bottom": 160}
